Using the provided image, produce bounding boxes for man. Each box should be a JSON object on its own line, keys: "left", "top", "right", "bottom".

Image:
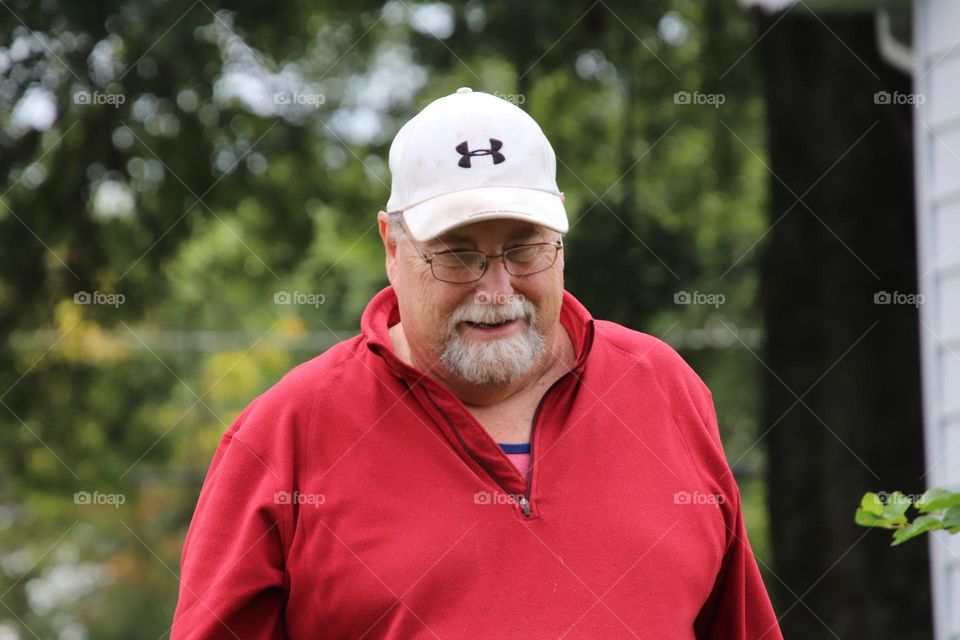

{"left": 172, "top": 88, "right": 783, "bottom": 639}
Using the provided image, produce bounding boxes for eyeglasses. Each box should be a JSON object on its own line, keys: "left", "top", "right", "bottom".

{"left": 408, "top": 237, "right": 564, "bottom": 284}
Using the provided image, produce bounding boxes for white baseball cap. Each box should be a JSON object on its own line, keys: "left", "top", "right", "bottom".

{"left": 385, "top": 87, "right": 568, "bottom": 242}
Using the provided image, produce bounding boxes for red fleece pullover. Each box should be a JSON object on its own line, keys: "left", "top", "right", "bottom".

{"left": 172, "top": 286, "right": 783, "bottom": 640}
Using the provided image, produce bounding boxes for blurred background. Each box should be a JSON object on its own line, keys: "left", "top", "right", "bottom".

{"left": 0, "top": 0, "right": 945, "bottom": 638}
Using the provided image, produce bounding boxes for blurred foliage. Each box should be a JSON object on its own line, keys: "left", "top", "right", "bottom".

{"left": 0, "top": 0, "right": 769, "bottom": 636}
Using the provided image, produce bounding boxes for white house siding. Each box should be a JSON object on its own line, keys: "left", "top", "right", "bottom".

{"left": 913, "top": 1, "right": 960, "bottom": 638}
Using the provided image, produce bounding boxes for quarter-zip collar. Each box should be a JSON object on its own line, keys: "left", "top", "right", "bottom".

{"left": 361, "top": 286, "right": 595, "bottom": 514}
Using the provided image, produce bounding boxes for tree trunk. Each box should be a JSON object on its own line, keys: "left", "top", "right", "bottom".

{"left": 758, "top": 9, "right": 931, "bottom": 639}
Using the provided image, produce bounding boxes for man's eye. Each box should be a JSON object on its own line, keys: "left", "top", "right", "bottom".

{"left": 505, "top": 246, "right": 539, "bottom": 263}
{"left": 434, "top": 252, "right": 482, "bottom": 268}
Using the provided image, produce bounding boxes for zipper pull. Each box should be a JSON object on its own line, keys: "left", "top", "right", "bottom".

{"left": 517, "top": 495, "right": 532, "bottom": 518}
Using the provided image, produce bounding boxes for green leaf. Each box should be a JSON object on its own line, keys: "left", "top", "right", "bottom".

{"left": 891, "top": 515, "right": 943, "bottom": 546}
{"left": 940, "top": 505, "right": 960, "bottom": 528}
{"left": 855, "top": 508, "right": 885, "bottom": 527}
{"left": 855, "top": 508, "right": 904, "bottom": 529}
{"left": 917, "top": 488, "right": 960, "bottom": 513}
{"left": 855, "top": 492, "right": 907, "bottom": 528}
{"left": 860, "top": 492, "right": 884, "bottom": 516}
{"left": 881, "top": 491, "right": 912, "bottom": 520}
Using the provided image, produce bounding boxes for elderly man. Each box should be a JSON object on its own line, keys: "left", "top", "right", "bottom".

{"left": 172, "top": 88, "right": 783, "bottom": 639}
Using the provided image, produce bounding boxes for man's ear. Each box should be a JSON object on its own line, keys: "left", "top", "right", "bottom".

{"left": 378, "top": 211, "right": 396, "bottom": 259}
{"left": 378, "top": 211, "right": 399, "bottom": 285}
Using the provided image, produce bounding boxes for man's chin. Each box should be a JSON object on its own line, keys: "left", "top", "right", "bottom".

{"left": 441, "top": 325, "right": 545, "bottom": 388}
{"left": 448, "top": 361, "right": 533, "bottom": 389}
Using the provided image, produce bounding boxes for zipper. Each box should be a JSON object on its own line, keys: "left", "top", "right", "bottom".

{"left": 420, "top": 385, "right": 521, "bottom": 511}
{"left": 517, "top": 496, "right": 532, "bottom": 517}
{"left": 420, "top": 373, "right": 573, "bottom": 519}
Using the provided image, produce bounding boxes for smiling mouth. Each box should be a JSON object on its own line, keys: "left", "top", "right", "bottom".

{"left": 462, "top": 319, "right": 518, "bottom": 330}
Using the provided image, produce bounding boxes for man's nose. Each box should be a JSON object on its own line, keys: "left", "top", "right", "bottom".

{"left": 478, "top": 255, "right": 515, "bottom": 293}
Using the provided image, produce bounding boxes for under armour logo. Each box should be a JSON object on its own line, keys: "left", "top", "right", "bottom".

{"left": 455, "top": 138, "right": 505, "bottom": 168}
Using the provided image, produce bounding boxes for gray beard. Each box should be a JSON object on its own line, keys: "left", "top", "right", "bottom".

{"left": 440, "top": 299, "right": 546, "bottom": 387}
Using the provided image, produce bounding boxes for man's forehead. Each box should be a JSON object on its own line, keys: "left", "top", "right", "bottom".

{"left": 427, "top": 221, "right": 545, "bottom": 246}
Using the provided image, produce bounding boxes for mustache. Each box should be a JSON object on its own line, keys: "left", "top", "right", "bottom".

{"left": 448, "top": 297, "right": 535, "bottom": 326}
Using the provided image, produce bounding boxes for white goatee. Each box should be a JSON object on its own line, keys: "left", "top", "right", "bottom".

{"left": 441, "top": 296, "right": 546, "bottom": 387}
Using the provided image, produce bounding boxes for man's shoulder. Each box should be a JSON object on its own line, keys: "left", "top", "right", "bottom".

{"left": 274, "top": 334, "right": 365, "bottom": 392}
{"left": 592, "top": 319, "right": 710, "bottom": 397}
{"left": 227, "top": 334, "right": 365, "bottom": 440}
{"left": 593, "top": 319, "right": 725, "bottom": 469}
{"left": 594, "top": 319, "right": 690, "bottom": 369}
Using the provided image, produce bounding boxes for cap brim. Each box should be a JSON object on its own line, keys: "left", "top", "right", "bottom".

{"left": 401, "top": 186, "right": 568, "bottom": 243}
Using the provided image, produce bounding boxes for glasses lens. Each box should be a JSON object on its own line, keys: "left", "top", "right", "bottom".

{"left": 431, "top": 251, "right": 486, "bottom": 283}
{"left": 504, "top": 243, "right": 558, "bottom": 276}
